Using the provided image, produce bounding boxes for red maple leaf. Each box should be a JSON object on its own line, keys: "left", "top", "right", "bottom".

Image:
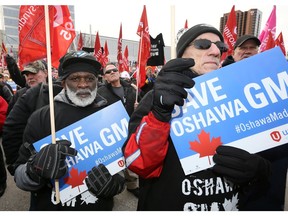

{"left": 64, "top": 167, "right": 87, "bottom": 192}
{"left": 189, "top": 130, "right": 222, "bottom": 164}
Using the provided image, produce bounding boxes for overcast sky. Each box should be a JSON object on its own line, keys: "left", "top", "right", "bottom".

{"left": 71, "top": 0, "right": 288, "bottom": 49}
{"left": 6, "top": 0, "right": 288, "bottom": 50}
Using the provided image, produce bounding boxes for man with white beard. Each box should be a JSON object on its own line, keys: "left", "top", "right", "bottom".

{"left": 12, "top": 51, "right": 125, "bottom": 211}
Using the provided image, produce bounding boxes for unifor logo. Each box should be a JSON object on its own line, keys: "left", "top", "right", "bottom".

{"left": 270, "top": 131, "right": 281, "bottom": 142}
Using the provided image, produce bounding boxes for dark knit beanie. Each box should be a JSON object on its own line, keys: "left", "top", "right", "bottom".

{"left": 59, "top": 51, "right": 101, "bottom": 80}
{"left": 61, "top": 62, "right": 99, "bottom": 80}
{"left": 176, "top": 24, "right": 224, "bottom": 58}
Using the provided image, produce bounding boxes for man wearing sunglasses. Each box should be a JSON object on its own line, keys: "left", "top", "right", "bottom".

{"left": 222, "top": 35, "right": 261, "bottom": 67}
{"left": 123, "top": 24, "right": 272, "bottom": 211}
{"left": 98, "top": 63, "right": 140, "bottom": 198}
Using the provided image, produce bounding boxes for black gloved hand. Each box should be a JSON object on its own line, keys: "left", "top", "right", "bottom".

{"left": 85, "top": 164, "right": 125, "bottom": 198}
{"left": 26, "top": 140, "right": 78, "bottom": 183}
{"left": 4, "top": 54, "right": 16, "bottom": 66}
{"left": 212, "top": 145, "right": 271, "bottom": 185}
{"left": 152, "top": 58, "right": 196, "bottom": 122}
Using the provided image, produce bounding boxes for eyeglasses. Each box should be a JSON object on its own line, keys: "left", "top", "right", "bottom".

{"left": 190, "top": 39, "right": 228, "bottom": 53}
{"left": 105, "top": 68, "right": 118, "bottom": 74}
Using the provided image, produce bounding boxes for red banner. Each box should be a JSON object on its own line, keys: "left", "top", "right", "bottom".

{"left": 263, "top": 31, "right": 276, "bottom": 52}
{"left": 117, "top": 23, "right": 123, "bottom": 72}
{"left": 123, "top": 45, "right": 129, "bottom": 72}
{"left": 275, "top": 32, "right": 286, "bottom": 55}
{"left": 221, "top": 5, "right": 237, "bottom": 60}
{"left": 18, "top": 5, "right": 76, "bottom": 69}
{"left": 136, "top": 5, "right": 151, "bottom": 88}
{"left": 102, "top": 40, "right": 109, "bottom": 67}
{"left": 77, "top": 31, "right": 83, "bottom": 50}
{"left": 184, "top": 19, "right": 188, "bottom": 29}
{"left": 94, "top": 31, "right": 102, "bottom": 63}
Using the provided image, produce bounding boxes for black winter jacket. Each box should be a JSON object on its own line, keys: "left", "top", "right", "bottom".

{"left": 13, "top": 91, "right": 120, "bottom": 210}
{"left": 2, "top": 83, "right": 62, "bottom": 174}
{"left": 97, "top": 80, "right": 137, "bottom": 116}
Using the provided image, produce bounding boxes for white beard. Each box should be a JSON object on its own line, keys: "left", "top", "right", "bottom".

{"left": 66, "top": 85, "right": 97, "bottom": 107}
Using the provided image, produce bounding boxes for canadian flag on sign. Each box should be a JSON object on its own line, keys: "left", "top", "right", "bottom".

{"left": 18, "top": 5, "right": 76, "bottom": 69}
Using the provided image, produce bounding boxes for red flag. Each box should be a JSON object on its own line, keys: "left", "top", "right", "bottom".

{"left": 221, "top": 5, "right": 237, "bottom": 60}
{"left": 102, "top": 40, "right": 109, "bottom": 66}
{"left": 275, "top": 32, "right": 286, "bottom": 55}
{"left": 94, "top": 31, "right": 102, "bottom": 63}
{"left": 18, "top": 5, "right": 76, "bottom": 69}
{"left": 184, "top": 19, "right": 188, "bottom": 29}
{"left": 1, "top": 42, "right": 7, "bottom": 67}
{"left": 123, "top": 45, "right": 129, "bottom": 72}
{"left": 262, "top": 31, "right": 275, "bottom": 52}
{"left": 1, "top": 42, "right": 7, "bottom": 54}
{"left": 77, "top": 31, "right": 83, "bottom": 50}
{"left": 117, "top": 23, "right": 123, "bottom": 72}
{"left": 136, "top": 5, "right": 151, "bottom": 89}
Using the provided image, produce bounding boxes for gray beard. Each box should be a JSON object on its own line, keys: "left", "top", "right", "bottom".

{"left": 66, "top": 85, "right": 97, "bottom": 107}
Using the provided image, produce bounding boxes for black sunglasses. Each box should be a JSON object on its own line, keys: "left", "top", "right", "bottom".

{"left": 190, "top": 39, "right": 228, "bottom": 53}
{"left": 105, "top": 68, "right": 118, "bottom": 74}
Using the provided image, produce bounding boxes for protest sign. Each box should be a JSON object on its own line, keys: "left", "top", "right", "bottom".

{"left": 170, "top": 47, "right": 288, "bottom": 175}
{"left": 33, "top": 101, "right": 129, "bottom": 203}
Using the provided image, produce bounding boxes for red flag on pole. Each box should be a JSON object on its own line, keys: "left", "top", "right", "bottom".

{"left": 262, "top": 31, "right": 275, "bottom": 52}
{"left": 184, "top": 19, "right": 188, "bottom": 29}
{"left": 275, "top": 32, "right": 286, "bottom": 55}
{"left": 102, "top": 40, "right": 109, "bottom": 66}
{"left": 123, "top": 45, "right": 129, "bottom": 72}
{"left": 1, "top": 42, "right": 7, "bottom": 54}
{"left": 117, "top": 23, "right": 123, "bottom": 72}
{"left": 94, "top": 31, "right": 102, "bottom": 63}
{"left": 77, "top": 31, "right": 83, "bottom": 50}
{"left": 221, "top": 5, "right": 237, "bottom": 61}
{"left": 18, "top": 5, "right": 76, "bottom": 69}
{"left": 1, "top": 42, "right": 7, "bottom": 67}
{"left": 136, "top": 5, "right": 151, "bottom": 89}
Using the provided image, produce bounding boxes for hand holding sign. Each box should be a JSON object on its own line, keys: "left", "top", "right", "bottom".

{"left": 152, "top": 58, "right": 195, "bottom": 122}
{"left": 212, "top": 145, "right": 271, "bottom": 185}
{"left": 85, "top": 164, "right": 125, "bottom": 198}
{"left": 27, "top": 140, "right": 78, "bottom": 183}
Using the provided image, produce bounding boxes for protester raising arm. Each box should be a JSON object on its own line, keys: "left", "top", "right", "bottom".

{"left": 4, "top": 54, "right": 26, "bottom": 88}
{"left": 124, "top": 58, "right": 195, "bottom": 178}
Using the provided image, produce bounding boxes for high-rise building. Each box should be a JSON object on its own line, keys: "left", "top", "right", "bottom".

{"left": 220, "top": 8, "right": 262, "bottom": 37}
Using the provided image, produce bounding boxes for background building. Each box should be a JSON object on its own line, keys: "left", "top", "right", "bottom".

{"left": 219, "top": 8, "right": 262, "bottom": 37}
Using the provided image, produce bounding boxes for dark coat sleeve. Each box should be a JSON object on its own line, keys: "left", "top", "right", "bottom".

{"left": 2, "top": 85, "right": 41, "bottom": 171}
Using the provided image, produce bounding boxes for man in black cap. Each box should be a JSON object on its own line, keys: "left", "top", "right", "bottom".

{"left": 123, "top": 24, "right": 272, "bottom": 211}
{"left": 12, "top": 51, "right": 125, "bottom": 210}
{"left": 222, "top": 35, "right": 261, "bottom": 67}
{"left": 7, "top": 60, "right": 48, "bottom": 114}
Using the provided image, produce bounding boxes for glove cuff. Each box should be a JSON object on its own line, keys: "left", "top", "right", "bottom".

{"left": 26, "top": 155, "right": 45, "bottom": 184}
{"left": 152, "top": 105, "right": 173, "bottom": 122}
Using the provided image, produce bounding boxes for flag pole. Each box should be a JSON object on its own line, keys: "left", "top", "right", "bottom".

{"left": 44, "top": 5, "right": 60, "bottom": 204}
{"left": 170, "top": 5, "right": 176, "bottom": 59}
{"left": 135, "top": 32, "right": 143, "bottom": 103}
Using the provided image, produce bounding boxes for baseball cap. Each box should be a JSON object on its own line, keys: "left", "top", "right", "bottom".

{"left": 234, "top": 35, "right": 261, "bottom": 50}
{"left": 176, "top": 23, "right": 224, "bottom": 58}
{"left": 60, "top": 50, "right": 102, "bottom": 80}
{"left": 22, "top": 60, "right": 46, "bottom": 75}
{"left": 120, "top": 71, "right": 131, "bottom": 79}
